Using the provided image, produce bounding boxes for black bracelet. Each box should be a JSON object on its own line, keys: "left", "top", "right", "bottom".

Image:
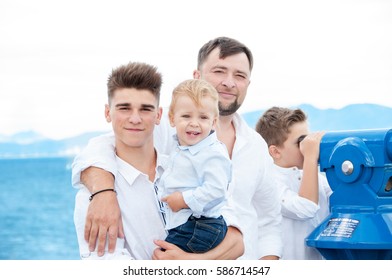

{"left": 89, "top": 188, "right": 117, "bottom": 202}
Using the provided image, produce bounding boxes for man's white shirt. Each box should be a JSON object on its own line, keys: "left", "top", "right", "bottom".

{"left": 73, "top": 153, "right": 168, "bottom": 260}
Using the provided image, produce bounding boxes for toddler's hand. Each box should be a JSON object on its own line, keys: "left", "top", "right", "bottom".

{"left": 161, "top": 191, "right": 187, "bottom": 212}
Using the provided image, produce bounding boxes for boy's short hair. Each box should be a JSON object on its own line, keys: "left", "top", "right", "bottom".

{"left": 255, "top": 106, "right": 307, "bottom": 147}
{"left": 197, "top": 36, "right": 253, "bottom": 71}
{"left": 169, "top": 79, "right": 219, "bottom": 119}
{"left": 107, "top": 62, "right": 162, "bottom": 104}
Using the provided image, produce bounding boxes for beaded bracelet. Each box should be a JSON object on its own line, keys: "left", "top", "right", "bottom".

{"left": 89, "top": 188, "right": 117, "bottom": 202}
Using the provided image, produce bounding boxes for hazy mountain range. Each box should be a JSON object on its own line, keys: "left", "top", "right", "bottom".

{"left": 0, "top": 131, "right": 109, "bottom": 159}
{"left": 242, "top": 103, "right": 392, "bottom": 131}
{"left": 1, "top": 103, "right": 391, "bottom": 159}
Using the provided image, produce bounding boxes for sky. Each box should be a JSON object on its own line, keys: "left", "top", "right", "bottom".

{"left": 1, "top": 0, "right": 391, "bottom": 140}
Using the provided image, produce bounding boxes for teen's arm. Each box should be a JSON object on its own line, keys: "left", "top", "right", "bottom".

{"left": 81, "top": 167, "right": 123, "bottom": 256}
{"left": 74, "top": 187, "right": 132, "bottom": 259}
{"left": 71, "top": 133, "right": 122, "bottom": 256}
{"left": 152, "top": 226, "right": 243, "bottom": 260}
{"left": 71, "top": 133, "right": 117, "bottom": 188}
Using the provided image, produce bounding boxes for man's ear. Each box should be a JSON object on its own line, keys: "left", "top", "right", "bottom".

{"left": 193, "top": 69, "right": 201, "bottom": 79}
{"left": 268, "top": 145, "right": 281, "bottom": 160}
{"left": 105, "top": 104, "right": 111, "bottom": 123}
{"left": 155, "top": 107, "right": 163, "bottom": 125}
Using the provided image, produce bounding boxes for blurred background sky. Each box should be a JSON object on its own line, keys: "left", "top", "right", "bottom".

{"left": 1, "top": 0, "right": 391, "bottom": 140}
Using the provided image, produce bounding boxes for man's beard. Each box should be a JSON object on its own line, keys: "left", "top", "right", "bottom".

{"left": 218, "top": 99, "right": 241, "bottom": 116}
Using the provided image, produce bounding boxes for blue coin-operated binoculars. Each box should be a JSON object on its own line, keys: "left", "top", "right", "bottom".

{"left": 306, "top": 128, "right": 392, "bottom": 259}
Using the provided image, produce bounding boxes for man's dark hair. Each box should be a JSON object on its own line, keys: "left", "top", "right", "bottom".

{"left": 107, "top": 62, "right": 162, "bottom": 104}
{"left": 197, "top": 37, "right": 253, "bottom": 71}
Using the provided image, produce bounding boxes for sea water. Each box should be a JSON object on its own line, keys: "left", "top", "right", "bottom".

{"left": 0, "top": 157, "right": 80, "bottom": 260}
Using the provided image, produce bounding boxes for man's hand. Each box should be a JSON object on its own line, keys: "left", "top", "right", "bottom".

{"left": 152, "top": 226, "right": 244, "bottom": 260}
{"left": 81, "top": 166, "right": 123, "bottom": 256}
{"left": 84, "top": 192, "right": 124, "bottom": 256}
{"left": 260, "top": 255, "right": 279, "bottom": 260}
{"left": 152, "top": 240, "right": 195, "bottom": 260}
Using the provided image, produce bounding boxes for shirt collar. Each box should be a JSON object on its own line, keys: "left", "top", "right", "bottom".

{"left": 231, "top": 113, "right": 248, "bottom": 153}
{"left": 174, "top": 131, "right": 218, "bottom": 155}
{"left": 116, "top": 156, "right": 141, "bottom": 186}
{"left": 116, "top": 149, "right": 168, "bottom": 186}
{"left": 155, "top": 151, "right": 169, "bottom": 179}
{"left": 273, "top": 163, "right": 301, "bottom": 175}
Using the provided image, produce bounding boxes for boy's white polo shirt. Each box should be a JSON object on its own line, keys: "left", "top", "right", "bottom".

{"left": 114, "top": 152, "right": 168, "bottom": 260}
{"left": 73, "top": 151, "right": 168, "bottom": 260}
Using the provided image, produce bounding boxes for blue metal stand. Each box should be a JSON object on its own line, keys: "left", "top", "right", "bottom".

{"left": 306, "top": 129, "right": 392, "bottom": 259}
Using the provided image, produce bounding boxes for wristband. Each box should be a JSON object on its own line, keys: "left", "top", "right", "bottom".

{"left": 89, "top": 188, "right": 117, "bottom": 202}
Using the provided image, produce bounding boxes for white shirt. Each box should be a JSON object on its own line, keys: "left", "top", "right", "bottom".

{"left": 274, "top": 165, "right": 333, "bottom": 260}
{"left": 72, "top": 111, "right": 283, "bottom": 259}
{"left": 222, "top": 113, "right": 282, "bottom": 259}
{"left": 73, "top": 153, "right": 168, "bottom": 260}
{"left": 158, "top": 131, "right": 231, "bottom": 230}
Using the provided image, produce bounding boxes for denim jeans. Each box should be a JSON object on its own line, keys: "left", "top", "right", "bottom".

{"left": 165, "top": 215, "right": 227, "bottom": 253}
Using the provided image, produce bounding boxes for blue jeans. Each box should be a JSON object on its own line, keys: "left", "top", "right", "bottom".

{"left": 165, "top": 215, "right": 227, "bottom": 253}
